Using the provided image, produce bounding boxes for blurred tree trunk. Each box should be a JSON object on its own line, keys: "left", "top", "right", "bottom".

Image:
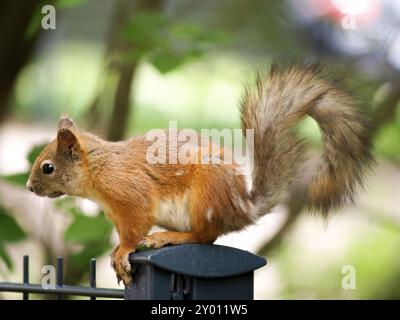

{"left": 108, "top": 64, "right": 136, "bottom": 141}
{"left": 371, "top": 81, "right": 400, "bottom": 135}
{"left": 0, "top": 0, "right": 43, "bottom": 124}
{"left": 85, "top": 0, "right": 165, "bottom": 141}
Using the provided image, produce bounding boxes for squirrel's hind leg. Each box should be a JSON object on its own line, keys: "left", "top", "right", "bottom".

{"left": 140, "top": 196, "right": 223, "bottom": 248}
{"left": 139, "top": 231, "right": 217, "bottom": 249}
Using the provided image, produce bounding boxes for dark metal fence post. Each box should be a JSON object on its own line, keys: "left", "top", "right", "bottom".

{"left": 124, "top": 244, "right": 266, "bottom": 300}
{"left": 56, "top": 257, "right": 64, "bottom": 300}
{"left": 23, "top": 255, "right": 29, "bottom": 300}
{"left": 89, "top": 258, "right": 96, "bottom": 301}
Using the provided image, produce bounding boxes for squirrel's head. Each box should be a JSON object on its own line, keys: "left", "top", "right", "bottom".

{"left": 26, "top": 117, "right": 88, "bottom": 198}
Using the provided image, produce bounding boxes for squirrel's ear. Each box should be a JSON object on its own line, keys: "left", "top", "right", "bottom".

{"left": 58, "top": 117, "right": 75, "bottom": 130}
{"left": 57, "top": 128, "right": 80, "bottom": 156}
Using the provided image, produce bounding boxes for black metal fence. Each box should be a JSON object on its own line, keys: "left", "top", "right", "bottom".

{"left": 0, "top": 245, "right": 267, "bottom": 300}
{"left": 0, "top": 255, "right": 124, "bottom": 300}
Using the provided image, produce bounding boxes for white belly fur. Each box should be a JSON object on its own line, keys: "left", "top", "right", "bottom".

{"left": 155, "top": 192, "right": 191, "bottom": 232}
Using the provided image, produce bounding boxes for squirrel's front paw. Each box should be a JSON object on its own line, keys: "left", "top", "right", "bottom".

{"left": 139, "top": 232, "right": 173, "bottom": 249}
{"left": 110, "top": 247, "right": 133, "bottom": 286}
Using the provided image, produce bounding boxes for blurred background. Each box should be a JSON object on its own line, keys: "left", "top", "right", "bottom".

{"left": 0, "top": 0, "right": 399, "bottom": 299}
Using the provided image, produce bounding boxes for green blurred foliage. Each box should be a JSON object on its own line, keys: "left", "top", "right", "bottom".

{"left": 65, "top": 213, "right": 112, "bottom": 245}
{"left": 121, "top": 11, "right": 227, "bottom": 73}
{"left": 2, "top": 173, "right": 30, "bottom": 187}
{"left": 63, "top": 203, "right": 113, "bottom": 272}
{"left": 0, "top": 207, "right": 26, "bottom": 269}
{"left": 375, "top": 121, "right": 400, "bottom": 163}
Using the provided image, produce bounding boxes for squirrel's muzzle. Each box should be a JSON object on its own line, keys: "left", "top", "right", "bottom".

{"left": 26, "top": 179, "right": 34, "bottom": 193}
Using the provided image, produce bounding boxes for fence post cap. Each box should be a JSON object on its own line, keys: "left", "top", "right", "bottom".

{"left": 129, "top": 244, "right": 266, "bottom": 278}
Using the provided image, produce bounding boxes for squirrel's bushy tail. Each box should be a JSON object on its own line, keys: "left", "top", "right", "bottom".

{"left": 241, "top": 64, "right": 374, "bottom": 216}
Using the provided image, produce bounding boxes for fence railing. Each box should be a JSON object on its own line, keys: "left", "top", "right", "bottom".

{"left": 0, "top": 255, "right": 124, "bottom": 300}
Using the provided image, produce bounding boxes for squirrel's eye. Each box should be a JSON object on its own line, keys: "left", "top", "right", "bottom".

{"left": 42, "top": 163, "right": 54, "bottom": 174}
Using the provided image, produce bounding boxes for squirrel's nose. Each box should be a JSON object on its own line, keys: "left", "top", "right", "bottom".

{"left": 26, "top": 179, "right": 34, "bottom": 192}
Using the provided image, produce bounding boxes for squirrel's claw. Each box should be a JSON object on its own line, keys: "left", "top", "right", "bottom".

{"left": 113, "top": 261, "right": 132, "bottom": 287}
{"left": 116, "top": 271, "right": 131, "bottom": 287}
{"left": 139, "top": 233, "right": 175, "bottom": 249}
{"left": 138, "top": 239, "right": 154, "bottom": 249}
{"left": 110, "top": 247, "right": 134, "bottom": 287}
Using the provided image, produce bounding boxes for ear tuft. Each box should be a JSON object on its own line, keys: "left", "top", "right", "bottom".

{"left": 58, "top": 117, "right": 75, "bottom": 130}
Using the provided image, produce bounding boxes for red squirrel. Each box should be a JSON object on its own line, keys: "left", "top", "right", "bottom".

{"left": 26, "top": 65, "right": 374, "bottom": 285}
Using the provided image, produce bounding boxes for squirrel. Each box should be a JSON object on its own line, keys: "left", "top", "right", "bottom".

{"left": 26, "top": 64, "right": 374, "bottom": 285}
